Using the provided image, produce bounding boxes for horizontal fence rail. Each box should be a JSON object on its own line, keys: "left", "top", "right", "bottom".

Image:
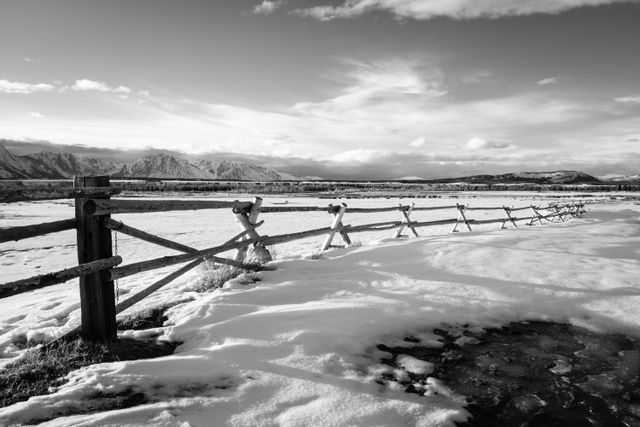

{"left": 0, "top": 175, "right": 589, "bottom": 342}
{"left": 0, "top": 218, "right": 76, "bottom": 244}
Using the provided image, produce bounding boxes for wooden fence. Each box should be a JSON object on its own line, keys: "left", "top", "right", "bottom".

{"left": 0, "top": 176, "right": 587, "bottom": 342}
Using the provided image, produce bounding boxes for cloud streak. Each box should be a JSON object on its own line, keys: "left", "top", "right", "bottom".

{"left": 72, "top": 79, "right": 131, "bottom": 94}
{"left": 0, "top": 79, "right": 56, "bottom": 94}
{"left": 253, "top": 0, "right": 286, "bottom": 15}
{"left": 537, "top": 76, "right": 560, "bottom": 85}
{"left": 294, "top": 0, "right": 636, "bottom": 21}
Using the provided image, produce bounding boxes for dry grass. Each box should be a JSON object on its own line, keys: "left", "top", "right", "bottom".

{"left": 0, "top": 337, "right": 178, "bottom": 409}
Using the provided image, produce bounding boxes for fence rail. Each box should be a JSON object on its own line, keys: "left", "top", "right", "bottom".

{"left": 0, "top": 175, "right": 588, "bottom": 342}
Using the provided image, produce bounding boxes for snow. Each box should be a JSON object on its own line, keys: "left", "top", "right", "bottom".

{"left": 0, "top": 193, "right": 639, "bottom": 426}
{"left": 396, "top": 355, "right": 434, "bottom": 375}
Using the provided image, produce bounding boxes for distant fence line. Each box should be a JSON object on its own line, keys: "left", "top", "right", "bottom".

{"left": 0, "top": 176, "right": 587, "bottom": 342}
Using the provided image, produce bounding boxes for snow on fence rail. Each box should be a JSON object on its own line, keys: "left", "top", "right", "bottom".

{"left": 0, "top": 176, "right": 587, "bottom": 342}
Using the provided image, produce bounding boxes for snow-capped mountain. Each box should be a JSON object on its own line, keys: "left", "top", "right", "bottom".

{"left": 29, "top": 151, "right": 120, "bottom": 178}
{"left": 0, "top": 145, "right": 60, "bottom": 179}
{"left": 116, "top": 154, "right": 211, "bottom": 179}
{"left": 0, "top": 145, "right": 296, "bottom": 181}
{"left": 195, "top": 159, "right": 297, "bottom": 181}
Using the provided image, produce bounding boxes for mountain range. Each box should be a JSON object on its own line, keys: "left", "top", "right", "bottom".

{"left": 0, "top": 145, "right": 296, "bottom": 181}
{"left": 2, "top": 144, "right": 639, "bottom": 184}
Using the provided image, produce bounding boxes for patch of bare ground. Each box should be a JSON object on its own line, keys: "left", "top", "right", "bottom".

{"left": 0, "top": 337, "right": 178, "bottom": 410}
{"left": 376, "top": 321, "right": 640, "bottom": 427}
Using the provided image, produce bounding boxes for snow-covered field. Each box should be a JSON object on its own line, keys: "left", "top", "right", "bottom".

{"left": 1, "top": 192, "right": 638, "bottom": 426}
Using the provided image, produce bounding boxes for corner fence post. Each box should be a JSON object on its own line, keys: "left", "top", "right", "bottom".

{"left": 74, "top": 175, "right": 117, "bottom": 341}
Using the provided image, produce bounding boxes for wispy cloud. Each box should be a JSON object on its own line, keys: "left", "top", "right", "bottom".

{"left": 28, "top": 112, "right": 45, "bottom": 119}
{"left": 537, "top": 76, "right": 560, "bottom": 85}
{"left": 253, "top": 0, "right": 286, "bottom": 15}
{"left": 409, "top": 137, "right": 426, "bottom": 148}
{"left": 614, "top": 95, "right": 640, "bottom": 104}
{"left": 293, "top": 0, "right": 635, "bottom": 21}
{"left": 72, "top": 79, "right": 131, "bottom": 95}
{"left": 0, "top": 79, "right": 56, "bottom": 94}
{"left": 23, "top": 57, "right": 38, "bottom": 63}
{"left": 465, "top": 137, "right": 510, "bottom": 150}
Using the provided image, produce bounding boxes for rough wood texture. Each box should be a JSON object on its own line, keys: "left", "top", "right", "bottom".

{"left": 0, "top": 218, "right": 76, "bottom": 244}
{"left": 75, "top": 175, "right": 117, "bottom": 341}
{"left": 88, "top": 199, "right": 254, "bottom": 216}
{"left": 0, "top": 256, "right": 122, "bottom": 299}
{"left": 102, "top": 218, "right": 197, "bottom": 254}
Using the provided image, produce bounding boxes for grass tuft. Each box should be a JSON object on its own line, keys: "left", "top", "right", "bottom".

{"left": 0, "top": 338, "right": 178, "bottom": 409}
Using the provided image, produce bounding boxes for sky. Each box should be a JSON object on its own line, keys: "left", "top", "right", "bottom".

{"left": 1, "top": 0, "right": 639, "bottom": 179}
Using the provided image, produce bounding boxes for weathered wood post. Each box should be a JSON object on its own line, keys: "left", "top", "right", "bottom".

{"left": 394, "top": 203, "right": 418, "bottom": 238}
{"left": 451, "top": 204, "right": 472, "bottom": 233}
{"left": 528, "top": 206, "right": 544, "bottom": 226}
{"left": 234, "top": 196, "right": 271, "bottom": 263}
{"left": 321, "top": 204, "right": 349, "bottom": 251}
{"left": 74, "top": 175, "right": 117, "bottom": 341}
{"left": 500, "top": 206, "right": 518, "bottom": 229}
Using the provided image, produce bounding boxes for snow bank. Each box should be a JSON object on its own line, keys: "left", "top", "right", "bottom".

{"left": 0, "top": 200, "right": 639, "bottom": 426}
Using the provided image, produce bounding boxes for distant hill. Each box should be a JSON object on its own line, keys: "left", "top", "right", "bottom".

{"left": 429, "top": 170, "right": 601, "bottom": 185}
{"left": 0, "top": 145, "right": 296, "bottom": 181}
{"left": 599, "top": 174, "right": 640, "bottom": 183}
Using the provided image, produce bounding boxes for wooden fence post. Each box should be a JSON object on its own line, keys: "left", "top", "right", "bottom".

{"left": 500, "top": 206, "right": 518, "bottom": 229}
{"left": 528, "top": 206, "right": 544, "bottom": 226}
{"left": 234, "top": 196, "right": 272, "bottom": 263}
{"left": 74, "top": 175, "right": 116, "bottom": 341}
{"left": 451, "top": 204, "right": 472, "bottom": 233}
{"left": 394, "top": 203, "right": 418, "bottom": 238}
{"left": 321, "top": 204, "right": 349, "bottom": 251}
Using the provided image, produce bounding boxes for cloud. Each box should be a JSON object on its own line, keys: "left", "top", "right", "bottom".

{"left": 0, "top": 79, "right": 56, "bottom": 94}
{"left": 293, "top": 0, "right": 634, "bottom": 21}
{"left": 28, "top": 112, "right": 45, "bottom": 119}
{"left": 537, "top": 76, "right": 560, "bottom": 85}
{"left": 72, "top": 79, "right": 131, "bottom": 95}
{"left": 409, "top": 137, "right": 426, "bottom": 148}
{"left": 461, "top": 70, "right": 493, "bottom": 84}
{"left": 466, "top": 137, "right": 510, "bottom": 150}
{"left": 614, "top": 95, "right": 640, "bottom": 104}
{"left": 628, "top": 138, "right": 639, "bottom": 142}
{"left": 253, "top": 0, "right": 286, "bottom": 15}
{"left": 23, "top": 57, "right": 38, "bottom": 63}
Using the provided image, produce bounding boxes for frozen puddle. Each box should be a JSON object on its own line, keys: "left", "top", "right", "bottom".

{"left": 376, "top": 321, "right": 640, "bottom": 426}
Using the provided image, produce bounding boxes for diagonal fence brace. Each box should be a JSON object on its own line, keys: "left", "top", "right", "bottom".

{"left": 321, "top": 204, "right": 350, "bottom": 251}
{"left": 528, "top": 206, "right": 545, "bottom": 226}
{"left": 394, "top": 203, "right": 419, "bottom": 238}
{"left": 500, "top": 206, "right": 518, "bottom": 229}
{"left": 234, "top": 196, "right": 272, "bottom": 263}
{"left": 451, "top": 204, "right": 472, "bottom": 233}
